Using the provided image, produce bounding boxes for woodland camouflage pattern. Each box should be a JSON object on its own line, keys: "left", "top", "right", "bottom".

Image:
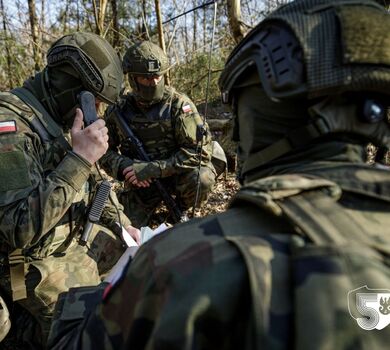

{"left": 101, "top": 86, "right": 217, "bottom": 227}
{"left": 48, "top": 166, "right": 390, "bottom": 350}
{"left": 48, "top": 0, "right": 390, "bottom": 348}
{"left": 0, "top": 88, "right": 128, "bottom": 345}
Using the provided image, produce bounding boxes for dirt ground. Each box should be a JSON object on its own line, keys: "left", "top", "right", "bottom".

{"left": 147, "top": 171, "right": 240, "bottom": 227}
{"left": 192, "top": 172, "right": 240, "bottom": 218}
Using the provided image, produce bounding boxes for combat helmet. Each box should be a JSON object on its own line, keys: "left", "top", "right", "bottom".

{"left": 47, "top": 32, "right": 123, "bottom": 105}
{"left": 123, "top": 41, "right": 170, "bottom": 104}
{"left": 219, "top": 0, "right": 390, "bottom": 181}
{"left": 36, "top": 32, "right": 123, "bottom": 127}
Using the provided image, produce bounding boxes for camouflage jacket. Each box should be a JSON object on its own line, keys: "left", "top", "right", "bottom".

{"left": 0, "top": 90, "right": 130, "bottom": 259}
{"left": 100, "top": 86, "right": 213, "bottom": 181}
{"left": 48, "top": 163, "right": 390, "bottom": 349}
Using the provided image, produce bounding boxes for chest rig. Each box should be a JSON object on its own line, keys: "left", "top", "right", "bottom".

{"left": 119, "top": 94, "right": 178, "bottom": 160}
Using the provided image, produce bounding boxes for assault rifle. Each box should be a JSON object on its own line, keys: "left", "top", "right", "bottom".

{"left": 113, "top": 108, "right": 186, "bottom": 224}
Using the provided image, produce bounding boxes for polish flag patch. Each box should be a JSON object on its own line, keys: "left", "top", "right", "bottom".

{"left": 0, "top": 120, "right": 17, "bottom": 134}
{"left": 182, "top": 104, "right": 192, "bottom": 113}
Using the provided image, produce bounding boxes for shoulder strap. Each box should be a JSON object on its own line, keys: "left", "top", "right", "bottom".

{"left": 217, "top": 210, "right": 274, "bottom": 348}
{"left": 234, "top": 174, "right": 390, "bottom": 256}
{"left": 279, "top": 190, "right": 390, "bottom": 256}
{"left": 11, "top": 87, "right": 71, "bottom": 150}
{"left": 8, "top": 249, "right": 27, "bottom": 301}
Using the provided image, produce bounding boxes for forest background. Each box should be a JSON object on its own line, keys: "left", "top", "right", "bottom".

{"left": 0, "top": 0, "right": 296, "bottom": 216}
{"left": 1, "top": 0, "right": 388, "bottom": 216}
{"left": 0, "top": 0, "right": 296, "bottom": 102}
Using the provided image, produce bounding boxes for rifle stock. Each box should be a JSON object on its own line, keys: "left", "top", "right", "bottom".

{"left": 114, "top": 108, "right": 185, "bottom": 224}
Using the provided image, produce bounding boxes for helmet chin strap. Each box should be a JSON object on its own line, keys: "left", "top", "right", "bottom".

{"left": 241, "top": 95, "right": 390, "bottom": 178}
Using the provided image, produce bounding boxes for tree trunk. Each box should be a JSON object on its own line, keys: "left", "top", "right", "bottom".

{"left": 62, "top": 0, "right": 69, "bottom": 33}
{"left": 93, "top": 0, "right": 108, "bottom": 36}
{"left": 0, "top": 0, "right": 12, "bottom": 88}
{"left": 154, "top": 0, "right": 170, "bottom": 85}
{"left": 27, "top": 0, "right": 42, "bottom": 72}
{"left": 192, "top": 0, "right": 197, "bottom": 52}
{"left": 110, "top": 0, "right": 119, "bottom": 47}
{"left": 40, "top": 0, "right": 45, "bottom": 63}
{"left": 227, "top": 0, "right": 245, "bottom": 43}
{"left": 139, "top": 0, "right": 149, "bottom": 40}
{"left": 76, "top": 0, "right": 80, "bottom": 31}
{"left": 203, "top": 4, "right": 207, "bottom": 51}
{"left": 184, "top": 11, "right": 189, "bottom": 62}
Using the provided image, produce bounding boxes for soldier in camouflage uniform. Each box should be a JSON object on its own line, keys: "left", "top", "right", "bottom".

{"left": 100, "top": 41, "right": 221, "bottom": 227}
{"left": 48, "top": 1, "right": 390, "bottom": 349}
{"left": 0, "top": 32, "right": 140, "bottom": 348}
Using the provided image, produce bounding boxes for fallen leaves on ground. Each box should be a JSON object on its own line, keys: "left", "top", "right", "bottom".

{"left": 192, "top": 172, "right": 240, "bottom": 217}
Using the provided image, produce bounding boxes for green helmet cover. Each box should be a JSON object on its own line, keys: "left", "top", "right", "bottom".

{"left": 47, "top": 32, "right": 123, "bottom": 104}
{"left": 220, "top": 0, "right": 390, "bottom": 102}
{"left": 219, "top": 0, "right": 390, "bottom": 181}
{"left": 123, "top": 41, "right": 169, "bottom": 105}
{"left": 123, "top": 41, "right": 169, "bottom": 76}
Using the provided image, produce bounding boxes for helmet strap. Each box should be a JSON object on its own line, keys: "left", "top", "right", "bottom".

{"left": 241, "top": 95, "right": 390, "bottom": 178}
{"left": 241, "top": 117, "right": 328, "bottom": 177}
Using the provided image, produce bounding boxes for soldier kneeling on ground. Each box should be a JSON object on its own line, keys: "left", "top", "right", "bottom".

{"left": 100, "top": 40, "right": 226, "bottom": 228}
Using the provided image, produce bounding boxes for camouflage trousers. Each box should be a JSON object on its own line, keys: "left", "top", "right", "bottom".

{"left": 119, "top": 165, "right": 216, "bottom": 228}
{"left": 0, "top": 224, "right": 125, "bottom": 349}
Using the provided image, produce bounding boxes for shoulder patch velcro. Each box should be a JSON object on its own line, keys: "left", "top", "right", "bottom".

{"left": 0, "top": 150, "right": 31, "bottom": 191}
{"left": 0, "top": 120, "right": 17, "bottom": 134}
{"left": 182, "top": 104, "right": 192, "bottom": 113}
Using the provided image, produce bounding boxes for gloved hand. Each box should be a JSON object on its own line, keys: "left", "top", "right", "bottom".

{"left": 123, "top": 161, "right": 161, "bottom": 186}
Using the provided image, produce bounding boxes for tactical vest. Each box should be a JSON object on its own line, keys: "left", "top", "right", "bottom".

{"left": 119, "top": 90, "right": 179, "bottom": 160}
{"left": 0, "top": 88, "right": 89, "bottom": 301}
{"left": 223, "top": 173, "right": 390, "bottom": 348}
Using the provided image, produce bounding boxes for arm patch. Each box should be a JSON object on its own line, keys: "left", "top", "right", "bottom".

{"left": 0, "top": 120, "right": 17, "bottom": 134}
{"left": 0, "top": 150, "right": 31, "bottom": 191}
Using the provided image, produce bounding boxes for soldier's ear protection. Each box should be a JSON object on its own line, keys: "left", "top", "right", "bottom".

{"left": 220, "top": 21, "right": 306, "bottom": 107}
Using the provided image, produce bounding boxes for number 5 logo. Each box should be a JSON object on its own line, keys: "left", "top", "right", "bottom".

{"left": 348, "top": 285, "right": 390, "bottom": 330}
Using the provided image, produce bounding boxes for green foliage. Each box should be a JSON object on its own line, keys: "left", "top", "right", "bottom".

{"left": 0, "top": 32, "right": 37, "bottom": 90}
{"left": 170, "top": 48, "right": 231, "bottom": 106}
{"left": 0, "top": 0, "right": 241, "bottom": 95}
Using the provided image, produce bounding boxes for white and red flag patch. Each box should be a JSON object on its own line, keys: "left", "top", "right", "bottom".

{"left": 0, "top": 120, "right": 17, "bottom": 134}
{"left": 182, "top": 104, "right": 192, "bottom": 113}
